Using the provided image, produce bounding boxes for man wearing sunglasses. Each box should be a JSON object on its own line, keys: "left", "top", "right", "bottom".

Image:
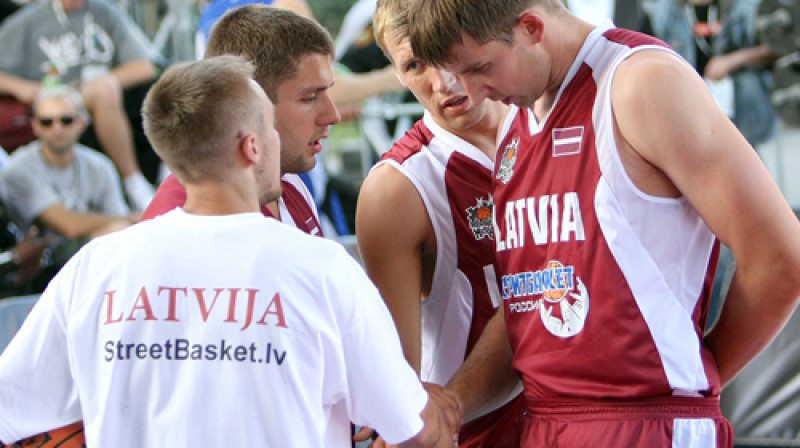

{"left": 0, "top": 0, "right": 160, "bottom": 213}
{"left": 0, "top": 84, "right": 140, "bottom": 285}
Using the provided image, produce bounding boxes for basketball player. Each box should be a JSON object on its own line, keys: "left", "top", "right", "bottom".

{"left": 355, "top": 0, "right": 525, "bottom": 445}
{"left": 404, "top": 0, "right": 800, "bottom": 446}
{"left": 142, "top": 5, "right": 339, "bottom": 236}
{"left": 0, "top": 55, "right": 456, "bottom": 447}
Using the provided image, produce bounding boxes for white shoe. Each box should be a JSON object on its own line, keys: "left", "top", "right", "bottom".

{"left": 123, "top": 173, "right": 155, "bottom": 213}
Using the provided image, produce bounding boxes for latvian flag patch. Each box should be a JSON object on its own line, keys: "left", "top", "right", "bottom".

{"left": 552, "top": 126, "right": 583, "bottom": 157}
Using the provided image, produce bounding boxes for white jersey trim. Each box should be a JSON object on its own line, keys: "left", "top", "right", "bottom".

{"left": 586, "top": 28, "right": 714, "bottom": 391}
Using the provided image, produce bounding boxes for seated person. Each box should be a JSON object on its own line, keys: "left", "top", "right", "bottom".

{"left": 0, "top": 0, "right": 161, "bottom": 211}
{"left": 0, "top": 85, "right": 139, "bottom": 282}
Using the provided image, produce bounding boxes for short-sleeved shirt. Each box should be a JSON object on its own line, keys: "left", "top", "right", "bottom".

{"left": 0, "top": 142, "right": 129, "bottom": 234}
{"left": 0, "top": 209, "right": 427, "bottom": 447}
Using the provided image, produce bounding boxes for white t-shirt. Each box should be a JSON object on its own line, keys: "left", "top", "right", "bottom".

{"left": 0, "top": 209, "right": 427, "bottom": 447}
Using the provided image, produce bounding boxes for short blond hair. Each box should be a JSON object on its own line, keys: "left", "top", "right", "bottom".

{"left": 142, "top": 55, "right": 261, "bottom": 182}
{"left": 373, "top": 0, "right": 409, "bottom": 62}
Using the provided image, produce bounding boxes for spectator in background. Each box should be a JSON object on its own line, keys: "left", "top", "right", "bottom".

{"left": 642, "top": 0, "right": 777, "bottom": 146}
{"left": 0, "top": 0, "right": 161, "bottom": 212}
{"left": 0, "top": 85, "right": 138, "bottom": 289}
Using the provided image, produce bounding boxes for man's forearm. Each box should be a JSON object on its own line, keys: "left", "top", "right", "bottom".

{"left": 446, "top": 309, "right": 521, "bottom": 421}
{"left": 110, "top": 60, "right": 157, "bottom": 89}
{"left": 0, "top": 72, "right": 40, "bottom": 103}
{"left": 705, "top": 266, "right": 800, "bottom": 386}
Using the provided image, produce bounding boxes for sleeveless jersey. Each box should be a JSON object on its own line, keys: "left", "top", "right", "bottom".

{"left": 376, "top": 113, "right": 524, "bottom": 447}
{"left": 493, "top": 24, "right": 721, "bottom": 401}
{"left": 141, "top": 173, "right": 323, "bottom": 236}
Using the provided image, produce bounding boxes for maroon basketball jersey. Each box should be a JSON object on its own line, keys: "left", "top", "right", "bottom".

{"left": 493, "top": 26, "right": 721, "bottom": 401}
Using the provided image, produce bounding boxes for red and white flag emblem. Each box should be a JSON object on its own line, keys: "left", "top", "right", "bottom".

{"left": 552, "top": 126, "right": 583, "bottom": 157}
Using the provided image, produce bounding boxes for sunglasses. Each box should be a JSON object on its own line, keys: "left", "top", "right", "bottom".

{"left": 37, "top": 115, "right": 77, "bottom": 127}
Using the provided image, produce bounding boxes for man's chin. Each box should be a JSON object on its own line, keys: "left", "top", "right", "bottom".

{"left": 280, "top": 156, "right": 317, "bottom": 176}
{"left": 260, "top": 189, "right": 283, "bottom": 207}
{"left": 299, "top": 157, "right": 318, "bottom": 174}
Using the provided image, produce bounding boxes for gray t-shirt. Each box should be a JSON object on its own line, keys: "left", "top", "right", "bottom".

{"left": 0, "top": 141, "right": 129, "bottom": 233}
{"left": 0, "top": 0, "right": 159, "bottom": 84}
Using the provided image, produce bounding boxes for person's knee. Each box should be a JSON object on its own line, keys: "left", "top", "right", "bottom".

{"left": 80, "top": 75, "right": 124, "bottom": 112}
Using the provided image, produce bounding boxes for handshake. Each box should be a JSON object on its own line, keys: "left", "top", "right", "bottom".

{"left": 354, "top": 382, "right": 465, "bottom": 448}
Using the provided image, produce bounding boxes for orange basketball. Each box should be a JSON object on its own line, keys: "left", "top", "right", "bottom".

{"left": 476, "top": 206, "right": 491, "bottom": 220}
{"left": 543, "top": 261, "right": 567, "bottom": 301}
{"left": 1, "top": 422, "right": 85, "bottom": 448}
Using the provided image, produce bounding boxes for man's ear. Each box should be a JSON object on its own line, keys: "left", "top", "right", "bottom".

{"left": 239, "top": 133, "right": 259, "bottom": 166}
{"left": 517, "top": 11, "right": 545, "bottom": 45}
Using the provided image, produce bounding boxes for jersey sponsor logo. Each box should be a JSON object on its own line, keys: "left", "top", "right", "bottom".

{"left": 103, "top": 287, "right": 289, "bottom": 331}
{"left": 496, "top": 137, "right": 519, "bottom": 184}
{"left": 503, "top": 260, "right": 590, "bottom": 338}
{"left": 466, "top": 195, "right": 494, "bottom": 240}
{"left": 495, "top": 192, "right": 586, "bottom": 252}
{"left": 552, "top": 126, "right": 584, "bottom": 157}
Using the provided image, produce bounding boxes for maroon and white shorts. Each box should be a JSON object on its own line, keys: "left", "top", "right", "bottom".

{"left": 522, "top": 396, "right": 733, "bottom": 447}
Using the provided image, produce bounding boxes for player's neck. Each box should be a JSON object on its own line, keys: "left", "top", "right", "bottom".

{"left": 182, "top": 183, "right": 261, "bottom": 216}
{"left": 537, "top": 15, "right": 594, "bottom": 118}
{"left": 449, "top": 102, "right": 508, "bottom": 160}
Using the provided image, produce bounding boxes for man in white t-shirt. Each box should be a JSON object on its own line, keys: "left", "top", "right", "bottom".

{"left": 0, "top": 55, "right": 457, "bottom": 448}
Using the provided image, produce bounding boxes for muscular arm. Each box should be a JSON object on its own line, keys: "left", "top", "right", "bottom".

{"left": 613, "top": 50, "right": 800, "bottom": 385}
{"left": 356, "top": 163, "right": 434, "bottom": 373}
{"left": 445, "top": 309, "right": 520, "bottom": 422}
